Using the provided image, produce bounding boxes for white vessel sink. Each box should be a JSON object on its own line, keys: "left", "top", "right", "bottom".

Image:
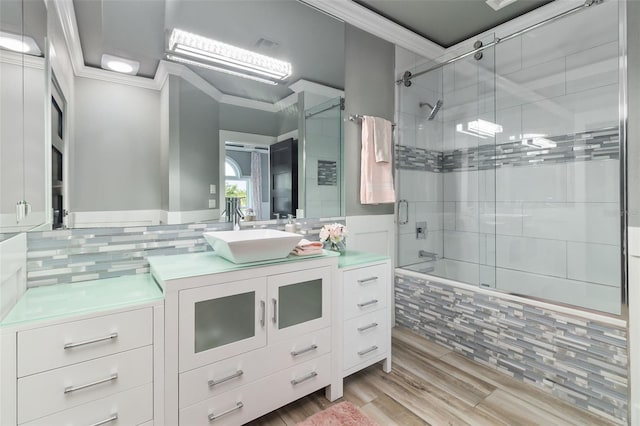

{"left": 203, "top": 229, "right": 303, "bottom": 264}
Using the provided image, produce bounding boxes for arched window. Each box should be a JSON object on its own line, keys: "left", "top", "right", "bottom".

{"left": 225, "top": 158, "right": 241, "bottom": 177}
{"left": 225, "top": 157, "right": 250, "bottom": 208}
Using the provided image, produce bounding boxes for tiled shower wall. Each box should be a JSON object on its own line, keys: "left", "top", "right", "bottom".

{"left": 395, "top": 0, "right": 621, "bottom": 313}
{"left": 26, "top": 218, "right": 341, "bottom": 287}
{"left": 395, "top": 271, "right": 628, "bottom": 424}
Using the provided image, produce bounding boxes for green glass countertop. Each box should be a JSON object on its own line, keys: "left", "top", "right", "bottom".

{"left": 149, "top": 250, "right": 341, "bottom": 282}
{"left": 0, "top": 274, "right": 164, "bottom": 328}
{"left": 338, "top": 250, "right": 389, "bottom": 269}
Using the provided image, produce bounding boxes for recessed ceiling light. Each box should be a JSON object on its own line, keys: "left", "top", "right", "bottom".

{"left": 166, "top": 28, "right": 292, "bottom": 85}
{"left": 0, "top": 31, "right": 41, "bottom": 56}
{"left": 486, "top": 0, "right": 519, "bottom": 11}
{"left": 100, "top": 54, "right": 140, "bottom": 75}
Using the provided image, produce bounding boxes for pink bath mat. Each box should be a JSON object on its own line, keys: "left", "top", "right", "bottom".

{"left": 296, "top": 401, "right": 378, "bottom": 426}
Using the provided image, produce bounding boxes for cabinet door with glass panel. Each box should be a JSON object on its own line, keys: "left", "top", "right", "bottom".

{"left": 267, "top": 267, "right": 331, "bottom": 343}
{"left": 179, "top": 278, "right": 267, "bottom": 372}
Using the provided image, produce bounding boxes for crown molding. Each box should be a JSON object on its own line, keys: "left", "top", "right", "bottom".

{"left": 274, "top": 93, "right": 299, "bottom": 111}
{"left": 219, "top": 94, "right": 279, "bottom": 112}
{"left": 298, "top": 0, "right": 445, "bottom": 59}
{"left": 51, "top": 0, "right": 168, "bottom": 90}
{"left": 288, "top": 79, "right": 344, "bottom": 98}
{"left": 0, "top": 51, "right": 45, "bottom": 69}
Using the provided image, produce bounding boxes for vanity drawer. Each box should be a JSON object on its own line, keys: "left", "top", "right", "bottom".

{"left": 21, "top": 383, "right": 152, "bottom": 426}
{"left": 18, "top": 308, "right": 152, "bottom": 377}
{"left": 343, "top": 264, "right": 389, "bottom": 320}
{"left": 343, "top": 310, "right": 388, "bottom": 370}
{"left": 180, "top": 354, "right": 331, "bottom": 426}
{"left": 18, "top": 346, "right": 152, "bottom": 424}
{"left": 179, "top": 327, "right": 331, "bottom": 408}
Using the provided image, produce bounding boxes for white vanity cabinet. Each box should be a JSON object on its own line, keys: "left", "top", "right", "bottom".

{"left": 0, "top": 275, "right": 164, "bottom": 426}
{"left": 151, "top": 252, "right": 340, "bottom": 426}
{"left": 338, "top": 253, "right": 392, "bottom": 378}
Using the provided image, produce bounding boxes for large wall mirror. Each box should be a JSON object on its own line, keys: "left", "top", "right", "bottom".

{"left": 0, "top": 0, "right": 345, "bottom": 233}
{"left": 0, "top": 0, "right": 48, "bottom": 237}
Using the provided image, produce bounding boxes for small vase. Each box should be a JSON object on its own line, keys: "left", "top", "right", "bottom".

{"left": 327, "top": 240, "right": 346, "bottom": 255}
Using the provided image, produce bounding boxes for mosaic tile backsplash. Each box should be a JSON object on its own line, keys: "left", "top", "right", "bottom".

{"left": 396, "top": 128, "right": 619, "bottom": 172}
{"left": 26, "top": 218, "right": 342, "bottom": 287}
{"left": 395, "top": 271, "right": 628, "bottom": 424}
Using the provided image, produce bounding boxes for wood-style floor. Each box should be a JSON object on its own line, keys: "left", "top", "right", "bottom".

{"left": 248, "top": 327, "right": 615, "bottom": 426}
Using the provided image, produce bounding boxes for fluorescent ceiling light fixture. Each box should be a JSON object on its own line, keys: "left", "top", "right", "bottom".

{"left": 101, "top": 54, "right": 140, "bottom": 75}
{"left": 166, "top": 55, "right": 278, "bottom": 85}
{"left": 521, "top": 133, "right": 556, "bottom": 149}
{"left": 0, "top": 31, "right": 41, "bottom": 56}
{"left": 167, "top": 29, "right": 292, "bottom": 83}
{"left": 456, "top": 119, "right": 503, "bottom": 139}
{"left": 486, "top": 0, "right": 519, "bottom": 11}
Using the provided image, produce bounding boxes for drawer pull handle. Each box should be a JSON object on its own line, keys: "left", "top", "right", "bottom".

{"left": 291, "top": 371, "right": 318, "bottom": 386}
{"left": 88, "top": 413, "right": 118, "bottom": 426}
{"left": 291, "top": 344, "right": 318, "bottom": 357}
{"left": 260, "top": 300, "right": 266, "bottom": 327}
{"left": 357, "top": 299, "right": 378, "bottom": 308}
{"left": 357, "top": 276, "right": 378, "bottom": 284}
{"left": 358, "top": 345, "right": 379, "bottom": 356}
{"left": 357, "top": 322, "right": 379, "bottom": 332}
{"left": 208, "top": 402, "right": 244, "bottom": 422}
{"left": 208, "top": 370, "right": 244, "bottom": 387}
{"left": 64, "top": 373, "right": 118, "bottom": 394}
{"left": 272, "top": 298, "right": 278, "bottom": 324}
{"left": 64, "top": 332, "right": 118, "bottom": 350}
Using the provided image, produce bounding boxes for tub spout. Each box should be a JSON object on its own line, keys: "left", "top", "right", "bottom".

{"left": 418, "top": 250, "right": 438, "bottom": 261}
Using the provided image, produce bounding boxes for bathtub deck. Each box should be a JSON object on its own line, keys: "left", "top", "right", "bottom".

{"left": 248, "top": 326, "right": 617, "bottom": 426}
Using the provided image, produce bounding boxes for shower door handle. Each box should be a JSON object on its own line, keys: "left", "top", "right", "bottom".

{"left": 398, "top": 199, "right": 409, "bottom": 225}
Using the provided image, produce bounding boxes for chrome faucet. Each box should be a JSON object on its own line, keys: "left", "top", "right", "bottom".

{"left": 232, "top": 206, "right": 244, "bottom": 231}
{"left": 418, "top": 250, "right": 438, "bottom": 261}
{"left": 223, "top": 197, "right": 245, "bottom": 231}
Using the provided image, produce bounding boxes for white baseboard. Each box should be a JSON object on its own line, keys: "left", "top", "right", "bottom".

{"left": 70, "top": 210, "right": 164, "bottom": 228}
{"left": 165, "top": 209, "right": 221, "bottom": 225}
{"left": 0, "top": 212, "right": 47, "bottom": 233}
{"left": 71, "top": 209, "right": 222, "bottom": 227}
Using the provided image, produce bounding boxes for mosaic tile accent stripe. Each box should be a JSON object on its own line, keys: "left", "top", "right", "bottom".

{"left": 26, "top": 218, "right": 343, "bottom": 287}
{"left": 396, "top": 128, "right": 619, "bottom": 172}
{"left": 394, "top": 271, "right": 628, "bottom": 424}
{"left": 317, "top": 160, "right": 338, "bottom": 186}
{"left": 395, "top": 144, "right": 443, "bottom": 172}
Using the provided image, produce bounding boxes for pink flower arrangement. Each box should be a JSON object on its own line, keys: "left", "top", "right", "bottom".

{"left": 319, "top": 223, "right": 347, "bottom": 245}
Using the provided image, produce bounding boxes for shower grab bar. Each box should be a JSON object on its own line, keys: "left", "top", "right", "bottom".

{"left": 398, "top": 200, "right": 409, "bottom": 225}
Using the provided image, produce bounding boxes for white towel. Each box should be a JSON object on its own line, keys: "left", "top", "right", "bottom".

{"left": 369, "top": 116, "right": 392, "bottom": 163}
{"left": 360, "top": 116, "right": 396, "bottom": 205}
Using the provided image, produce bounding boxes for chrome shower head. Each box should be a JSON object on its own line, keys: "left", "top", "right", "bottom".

{"left": 419, "top": 100, "right": 443, "bottom": 120}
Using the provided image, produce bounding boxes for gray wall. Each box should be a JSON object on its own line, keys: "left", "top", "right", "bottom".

{"left": 628, "top": 0, "right": 640, "bottom": 227}
{"left": 0, "top": 63, "right": 46, "bottom": 217}
{"left": 168, "top": 76, "right": 220, "bottom": 212}
{"left": 219, "top": 104, "right": 279, "bottom": 136}
{"left": 343, "top": 25, "right": 395, "bottom": 216}
{"left": 73, "top": 77, "right": 161, "bottom": 211}
{"left": 159, "top": 80, "right": 170, "bottom": 211}
{"left": 277, "top": 106, "right": 299, "bottom": 135}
